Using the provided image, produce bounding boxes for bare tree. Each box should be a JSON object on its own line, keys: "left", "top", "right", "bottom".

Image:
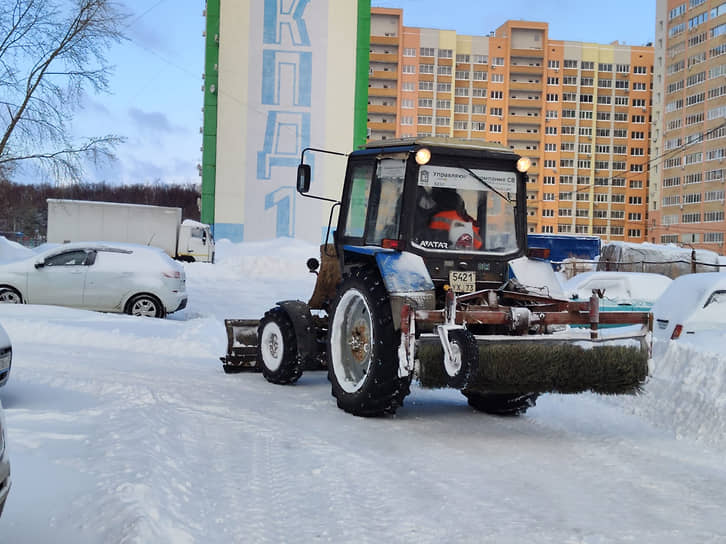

{"left": 0, "top": 0, "right": 127, "bottom": 182}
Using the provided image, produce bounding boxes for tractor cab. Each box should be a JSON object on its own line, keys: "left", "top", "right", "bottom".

{"left": 305, "top": 138, "right": 532, "bottom": 294}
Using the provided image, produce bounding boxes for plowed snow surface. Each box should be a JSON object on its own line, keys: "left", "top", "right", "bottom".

{"left": 0, "top": 238, "right": 724, "bottom": 543}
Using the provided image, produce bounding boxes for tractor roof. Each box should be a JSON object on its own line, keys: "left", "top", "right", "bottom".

{"left": 357, "top": 137, "right": 518, "bottom": 159}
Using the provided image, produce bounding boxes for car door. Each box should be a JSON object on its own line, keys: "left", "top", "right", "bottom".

{"left": 26, "top": 249, "right": 91, "bottom": 307}
{"left": 82, "top": 249, "right": 135, "bottom": 311}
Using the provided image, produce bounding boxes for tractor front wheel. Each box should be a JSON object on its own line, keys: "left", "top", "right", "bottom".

{"left": 257, "top": 307, "right": 303, "bottom": 385}
{"left": 328, "top": 268, "right": 410, "bottom": 417}
{"left": 463, "top": 391, "right": 539, "bottom": 416}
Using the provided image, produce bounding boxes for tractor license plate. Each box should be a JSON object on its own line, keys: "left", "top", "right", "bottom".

{"left": 449, "top": 270, "right": 476, "bottom": 293}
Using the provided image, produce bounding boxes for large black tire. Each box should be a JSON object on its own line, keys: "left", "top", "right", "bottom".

{"left": 327, "top": 268, "right": 410, "bottom": 417}
{"left": 257, "top": 307, "right": 303, "bottom": 384}
{"left": 0, "top": 287, "right": 22, "bottom": 304}
{"left": 463, "top": 391, "right": 539, "bottom": 416}
{"left": 126, "top": 294, "right": 165, "bottom": 318}
{"left": 444, "top": 329, "right": 478, "bottom": 389}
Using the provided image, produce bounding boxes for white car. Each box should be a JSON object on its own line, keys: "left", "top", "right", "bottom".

{"left": 0, "top": 323, "right": 10, "bottom": 387}
{"left": 0, "top": 242, "right": 187, "bottom": 318}
{"left": 652, "top": 273, "right": 726, "bottom": 341}
{"left": 0, "top": 400, "right": 9, "bottom": 518}
{"left": 561, "top": 271, "right": 672, "bottom": 310}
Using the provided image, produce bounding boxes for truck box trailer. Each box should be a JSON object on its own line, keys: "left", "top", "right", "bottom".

{"left": 46, "top": 199, "right": 214, "bottom": 263}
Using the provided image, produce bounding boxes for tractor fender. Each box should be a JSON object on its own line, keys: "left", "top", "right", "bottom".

{"left": 276, "top": 300, "right": 319, "bottom": 360}
{"left": 376, "top": 251, "right": 436, "bottom": 329}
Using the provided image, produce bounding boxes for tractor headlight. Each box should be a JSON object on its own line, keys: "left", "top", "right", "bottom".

{"left": 415, "top": 148, "right": 431, "bottom": 165}
{"left": 516, "top": 157, "right": 531, "bottom": 173}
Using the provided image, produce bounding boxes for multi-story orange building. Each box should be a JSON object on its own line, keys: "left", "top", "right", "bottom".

{"left": 649, "top": 0, "right": 726, "bottom": 253}
{"left": 369, "top": 9, "right": 654, "bottom": 241}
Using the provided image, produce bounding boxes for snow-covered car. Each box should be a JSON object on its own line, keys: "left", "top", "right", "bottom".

{"left": 0, "top": 323, "right": 10, "bottom": 387}
{"left": 0, "top": 401, "right": 9, "bottom": 518}
{"left": 652, "top": 273, "right": 726, "bottom": 341}
{"left": 562, "top": 271, "right": 672, "bottom": 310}
{"left": 0, "top": 242, "right": 187, "bottom": 318}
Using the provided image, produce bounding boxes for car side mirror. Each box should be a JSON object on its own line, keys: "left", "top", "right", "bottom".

{"left": 297, "top": 164, "right": 311, "bottom": 194}
{"left": 34, "top": 260, "right": 45, "bottom": 269}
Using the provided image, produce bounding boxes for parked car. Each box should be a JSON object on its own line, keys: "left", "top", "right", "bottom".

{"left": 562, "top": 271, "right": 672, "bottom": 311}
{"left": 0, "top": 242, "right": 187, "bottom": 318}
{"left": 0, "top": 401, "right": 9, "bottom": 518}
{"left": 652, "top": 273, "right": 726, "bottom": 341}
{"left": 0, "top": 323, "right": 10, "bottom": 387}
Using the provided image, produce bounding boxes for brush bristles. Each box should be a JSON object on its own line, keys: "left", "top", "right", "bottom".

{"left": 417, "top": 342, "right": 648, "bottom": 395}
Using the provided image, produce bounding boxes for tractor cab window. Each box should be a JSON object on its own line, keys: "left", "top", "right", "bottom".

{"left": 412, "top": 164, "right": 518, "bottom": 253}
{"left": 344, "top": 163, "right": 374, "bottom": 238}
{"left": 368, "top": 158, "right": 406, "bottom": 245}
{"left": 343, "top": 158, "right": 406, "bottom": 246}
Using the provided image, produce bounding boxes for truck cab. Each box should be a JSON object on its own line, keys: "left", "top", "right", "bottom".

{"left": 177, "top": 220, "right": 215, "bottom": 263}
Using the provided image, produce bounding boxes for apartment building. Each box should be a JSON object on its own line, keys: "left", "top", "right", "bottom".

{"left": 368, "top": 9, "right": 653, "bottom": 241}
{"left": 650, "top": 0, "right": 726, "bottom": 253}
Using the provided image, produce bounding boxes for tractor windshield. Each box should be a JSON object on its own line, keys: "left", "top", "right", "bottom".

{"left": 412, "top": 164, "right": 518, "bottom": 253}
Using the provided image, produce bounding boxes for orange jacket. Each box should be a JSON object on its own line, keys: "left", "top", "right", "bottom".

{"left": 429, "top": 210, "right": 482, "bottom": 249}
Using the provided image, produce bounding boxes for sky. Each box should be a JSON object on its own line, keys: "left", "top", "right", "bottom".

{"left": 69, "top": 0, "right": 656, "bottom": 187}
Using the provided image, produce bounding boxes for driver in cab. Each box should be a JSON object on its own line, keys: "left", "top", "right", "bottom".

{"left": 420, "top": 188, "right": 482, "bottom": 250}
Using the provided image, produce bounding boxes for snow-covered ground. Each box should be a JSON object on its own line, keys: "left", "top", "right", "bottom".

{"left": 0, "top": 237, "right": 725, "bottom": 543}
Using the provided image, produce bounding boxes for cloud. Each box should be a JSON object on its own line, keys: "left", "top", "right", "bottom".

{"left": 127, "top": 107, "right": 183, "bottom": 134}
{"left": 128, "top": 19, "right": 170, "bottom": 53}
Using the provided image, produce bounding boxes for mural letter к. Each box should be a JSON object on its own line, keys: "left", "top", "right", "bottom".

{"left": 257, "top": 0, "right": 313, "bottom": 238}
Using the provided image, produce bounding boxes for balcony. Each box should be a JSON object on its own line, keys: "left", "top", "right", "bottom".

{"left": 509, "top": 81, "right": 542, "bottom": 92}
{"left": 508, "top": 64, "right": 543, "bottom": 75}
{"left": 508, "top": 130, "right": 541, "bottom": 141}
{"left": 371, "top": 69, "right": 397, "bottom": 80}
{"left": 508, "top": 98, "right": 542, "bottom": 109}
{"left": 368, "top": 87, "right": 397, "bottom": 97}
{"left": 367, "top": 121, "right": 396, "bottom": 132}
{"left": 368, "top": 104, "right": 396, "bottom": 114}
{"left": 370, "top": 35, "right": 399, "bottom": 46}
{"left": 510, "top": 48, "right": 544, "bottom": 58}
{"left": 369, "top": 53, "right": 397, "bottom": 63}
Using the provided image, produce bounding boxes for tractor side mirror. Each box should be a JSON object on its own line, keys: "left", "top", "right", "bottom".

{"left": 297, "top": 164, "right": 311, "bottom": 194}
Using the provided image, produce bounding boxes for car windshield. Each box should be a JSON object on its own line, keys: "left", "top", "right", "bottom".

{"left": 412, "top": 164, "right": 518, "bottom": 253}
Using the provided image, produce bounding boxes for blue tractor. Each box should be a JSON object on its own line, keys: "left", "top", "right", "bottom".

{"left": 222, "top": 138, "right": 651, "bottom": 417}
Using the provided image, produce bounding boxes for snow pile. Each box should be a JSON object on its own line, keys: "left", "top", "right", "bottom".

{"left": 615, "top": 338, "right": 726, "bottom": 447}
{"left": 0, "top": 236, "right": 33, "bottom": 264}
{"left": 561, "top": 271, "right": 671, "bottom": 305}
{"left": 598, "top": 241, "right": 721, "bottom": 279}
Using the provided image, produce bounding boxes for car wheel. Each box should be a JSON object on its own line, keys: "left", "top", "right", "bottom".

{"left": 257, "top": 307, "right": 303, "bottom": 384}
{"left": 126, "top": 294, "right": 165, "bottom": 318}
{"left": 462, "top": 391, "right": 539, "bottom": 416}
{"left": 0, "top": 287, "right": 22, "bottom": 304}
{"left": 328, "top": 267, "right": 411, "bottom": 417}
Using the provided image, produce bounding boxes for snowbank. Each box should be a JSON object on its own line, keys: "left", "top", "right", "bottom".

{"left": 0, "top": 236, "right": 34, "bottom": 264}
{"left": 598, "top": 241, "right": 721, "bottom": 279}
{"left": 615, "top": 338, "right": 726, "bottom": 447}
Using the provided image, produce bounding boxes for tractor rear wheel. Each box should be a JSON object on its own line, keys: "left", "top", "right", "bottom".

{"left": 463, "top": 391, "right": 539, "bottom": 416}
{"left": 257, "top": 307, "right": 303, "bottom": 385}
{"left": 328, "top": 268, "right": 410, "bottom": 416}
